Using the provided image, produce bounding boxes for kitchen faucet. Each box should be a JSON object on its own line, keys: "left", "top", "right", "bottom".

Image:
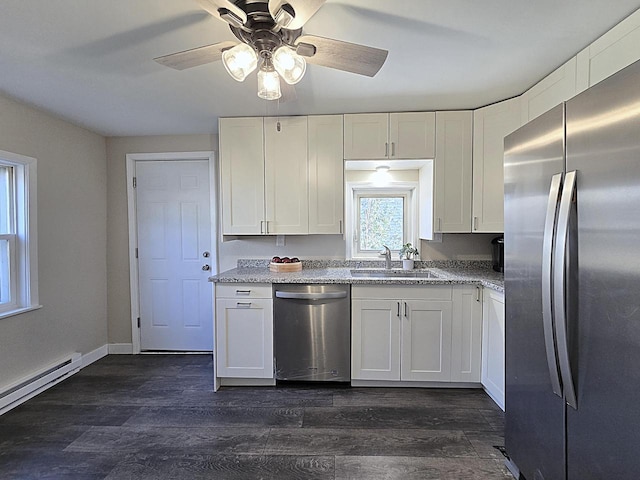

{"left": 380, "top": 245, "right": 392, "bottom": 269}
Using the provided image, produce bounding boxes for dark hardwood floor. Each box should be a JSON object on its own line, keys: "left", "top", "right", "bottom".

{"left": 0, "top": 354, "right": 513, "bottom": 479}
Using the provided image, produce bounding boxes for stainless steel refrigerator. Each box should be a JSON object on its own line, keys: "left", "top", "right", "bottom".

{"left": 504, "top": 58, "right": 640, "bottom": 480}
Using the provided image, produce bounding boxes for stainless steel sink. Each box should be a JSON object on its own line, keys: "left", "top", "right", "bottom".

{"left": 350, "top": 269, "right": 438, "bottom": 279}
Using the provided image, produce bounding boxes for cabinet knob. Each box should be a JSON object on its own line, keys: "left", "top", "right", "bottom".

{"left": 202, "top": 264, "right": 211, "bottom": 271}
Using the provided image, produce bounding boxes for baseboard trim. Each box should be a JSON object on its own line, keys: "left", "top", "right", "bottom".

{"left": 108, "top": 343, "right": 134, "bottom": 354}
{"left": 0, "top": 345, "right": 109, "bottom": 415}
{"left": 351, "top": 380, "right": 482, "bottom": 388}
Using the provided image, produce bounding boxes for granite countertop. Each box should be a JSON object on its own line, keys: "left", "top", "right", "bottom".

{"left": 210, "top": 260, "right": 504, "bottom": 293}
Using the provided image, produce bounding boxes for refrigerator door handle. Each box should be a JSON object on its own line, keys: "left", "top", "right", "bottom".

{"left": 554, "top": 169, "right": 578, "bottom": 409}
{"left": 542, "top": 173, "right": 564, "bottom": 397}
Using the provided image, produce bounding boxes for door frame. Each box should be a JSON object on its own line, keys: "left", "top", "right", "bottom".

{"left": 126, "top": 151, "right": 218, "bottom": 354}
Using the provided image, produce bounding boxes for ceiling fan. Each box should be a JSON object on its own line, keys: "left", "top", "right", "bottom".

{"left": 154, "top": 0, "right": 389, "bottom": 100}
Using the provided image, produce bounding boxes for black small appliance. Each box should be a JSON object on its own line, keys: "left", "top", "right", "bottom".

{"left": 491, "top": 236, "right": 504, "bottom": 272}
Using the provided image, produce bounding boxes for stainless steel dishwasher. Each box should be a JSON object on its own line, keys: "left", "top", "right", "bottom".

{"left": 273, "top": 284, "right": 351, "bottom": 382}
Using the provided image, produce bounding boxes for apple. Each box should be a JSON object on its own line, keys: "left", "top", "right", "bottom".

{"left": 291, "top": 257, "right": 300, "bottom": 263}
{"left": 281, "top": 257, "right": 291, "bottom": 263}
{"left": 271, "top": 256, "right": 281, "bottom": 263}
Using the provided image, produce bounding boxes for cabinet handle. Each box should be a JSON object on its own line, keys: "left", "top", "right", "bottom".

{"left": 260, "top": 220, "right": 264, "bottom": 234}
{"left": 476, "top": 286, "right": 481, "bottom": 302}
{"left": 437, "top": 217, "right": 442, "bottom": 231}
{"left": 391, "top": 142, "right": 396, "bottom": 157}
{"left": 339, "top": 220, "right": 343, "bottom": 234}
{"left": 236, "top": 302, "right": 252, "bottom": 307}
{"left": 474, "top": 216, "right": 479, "bottom": 230}
{"left": 397, "top": 302, "right": 400, "bottom": 317}
{"left": 265, "top": 221, "right": 269, "bottom": 234}
{"left": 385, "top": 142, "right": 389, "bottom": 157}
{"left": 404, "top": 302, "right": 407, "bottom": 317}
{"left": 236, "top": 290, "right": 251, "bottom": 295}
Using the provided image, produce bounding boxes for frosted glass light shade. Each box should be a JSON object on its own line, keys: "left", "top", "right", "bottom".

{"left": 272, "top": 46, "right": 306, "bottom": 85}
{"left": 222, "top": 43, "right": 258, "bottom": 82}
{"left": 257, "top": 67, "right": 282, "bottom": 100}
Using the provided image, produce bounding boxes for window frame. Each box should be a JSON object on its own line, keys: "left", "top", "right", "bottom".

{"left": 346, "top": 181, "right": 418, "bottom": 260}
{"left": 0, "top": 150, "right": 39, "bottom": 319}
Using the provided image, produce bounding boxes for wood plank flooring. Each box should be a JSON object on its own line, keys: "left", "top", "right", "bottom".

{"left": 0, "top": 354, "right": 513, "bottom": 479}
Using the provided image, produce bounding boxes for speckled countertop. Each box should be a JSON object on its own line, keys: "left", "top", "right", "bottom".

{"left": 210, "top": 260, "right": 504, "bottom": 293}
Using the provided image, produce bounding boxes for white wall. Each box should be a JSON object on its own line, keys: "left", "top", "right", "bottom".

{"left": 0, "top": 94, "right": 107, "bottom": 389}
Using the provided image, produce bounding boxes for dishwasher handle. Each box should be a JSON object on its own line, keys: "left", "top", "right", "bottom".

{"left": 275, "top": 291, "right": 348, "bottom": 300}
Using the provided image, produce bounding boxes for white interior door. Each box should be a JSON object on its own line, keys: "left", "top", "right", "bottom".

{"left": 136, "top": 160, "right": 213, "bottom": 351}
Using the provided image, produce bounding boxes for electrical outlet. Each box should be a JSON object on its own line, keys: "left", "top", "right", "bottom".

{"left": 276, "top": 235, "right": 285, "bottom": 247}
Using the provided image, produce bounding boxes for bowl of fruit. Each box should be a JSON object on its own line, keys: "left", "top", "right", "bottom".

{"left": 269, "top": 256, "right": 302, "bottom": 272}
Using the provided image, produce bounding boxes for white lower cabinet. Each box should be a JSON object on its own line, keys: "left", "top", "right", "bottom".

{"left": 482, "top": 288, "right": 505, "bottom": 410}
{"left": 451, "top": 285, "right": 483, "bottom": 383}
{"left": 352, "top": 285, "right": 483, "bottom": 383}
{"left": 215, "top": 284, "right": 273, "bottom": 379}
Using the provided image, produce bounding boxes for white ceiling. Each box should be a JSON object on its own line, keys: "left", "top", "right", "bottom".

{"left": 0, "top": 1, "right": 638, "bottom": 136}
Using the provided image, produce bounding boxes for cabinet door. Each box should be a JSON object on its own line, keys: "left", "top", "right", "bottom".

{"left": 451, "top": 286, "right": 483, "bottom": 383}
{"left": 482, "top": 289, "right": 505, "bottom": 410}
{"left": 219, "top": 117, "right": 265, "bottom": 235}
{"left": 434, "top": 111, "right": 473, "bottom": 233}
{"left": 576, "top": 9, "right": 640, "bottom": 92}
{"left": 521, "top": 57, "right": 577, "bottom": 123}
{"left": 215, "top": 298, "right": 273, "bottom": 378}
{"left": 264, "top": 116, "right": 309, "bottom": 234}
{"left": 352, "top": 299, "right": 401, "bottom": 380}
{"left": 472, "top": 98, "right": 521, "bottom": 233}
{"left": 344, "top": 113, "right": 389, "bottom": 159}
{"left": 401, "top": 300, "right": 452, "bottom": 382}
{"left": 308, "top": 115, "right": 344, "bottom": 234}
{"left": 389, "top": 112, "right": 436, "bottom": 159}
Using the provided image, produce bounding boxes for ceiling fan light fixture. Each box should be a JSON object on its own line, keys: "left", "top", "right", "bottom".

{"left": 273, "top": 45, "right": 307, "bottom": 85}
{"left": 221, "top": 43, "right": 258, "bottom": 82}
{"left": 257, "top": 61, "right": 282, "bottom": 100}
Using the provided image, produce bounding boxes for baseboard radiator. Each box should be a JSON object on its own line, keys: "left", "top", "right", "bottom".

{"left": 0, "top": 353, "right": 82, "bottom": 415}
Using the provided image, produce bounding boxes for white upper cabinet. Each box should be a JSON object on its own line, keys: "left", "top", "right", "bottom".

{"left": 472, "top": 97, "right": 521, "bottom": 233}
{"left": 308, "top": 115, "right": 344, "bottom": 234}
{"left": 576, "top": 8, "right": 640, "bottom": 93}
{"left": 344, "top": 112, "right": 435, "bottom": 160}
{"left": 521, "top": 57, "right": 577, "bottom": 123}
{"left": 264, "top": 116, "right": 309, "bottom": 235}
{"left": 389, "top": 112, "right": 436, "bottom": 159}
{"left": 434, "top": 111, "right": 473, "bottom": 233}
{"left": 219, "top": 117, "right": 265, "bottom": 235}
{"left": 344, "top": 113, "right": 389, "bottom": 159}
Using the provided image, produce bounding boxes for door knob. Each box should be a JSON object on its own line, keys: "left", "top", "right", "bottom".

{"left": 202, "top": 264, "right": 211, "bottom": 271}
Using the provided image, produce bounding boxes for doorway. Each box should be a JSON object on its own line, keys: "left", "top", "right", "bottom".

{"left": 126, "top": 152, "right": 217, "bottom": 353}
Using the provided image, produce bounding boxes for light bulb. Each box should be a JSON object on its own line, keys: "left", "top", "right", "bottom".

{"left": 272, "top": 46, "right": 306, "bottom": 85}
{"left": 221, "top": 43, "right": 258, "bottom": 82}
{"left": 257, "top": 66, "right": 282, "bottom": 100}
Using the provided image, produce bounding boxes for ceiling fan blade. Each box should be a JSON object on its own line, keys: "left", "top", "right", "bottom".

{"left": 154, "top": 41, "right": 237, "bottom": 70}
{"left": 295, "top": 35, "right": 388, "bottom": 77}
{"left": 197, "top": 0, "right": 247, "bottom": 28}
{"left": 269, "top": 0, "right": 326, "bottom": 30}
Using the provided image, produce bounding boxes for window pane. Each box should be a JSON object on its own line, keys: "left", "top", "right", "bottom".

{"left": 0, "top": 238, "right": 10, "bottom": 304}
{"left": 359, "top": 197, "right": 404, "bottom": 251}
{"left": 0, "top": 166, "right": 11, "bottom": 234}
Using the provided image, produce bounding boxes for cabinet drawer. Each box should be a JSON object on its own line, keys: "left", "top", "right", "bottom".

{"left": 216, "top": 283, "right": 272, "bottom": 299}
{"left": 352, "top": 285, "right": 452, "bottom": 300}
